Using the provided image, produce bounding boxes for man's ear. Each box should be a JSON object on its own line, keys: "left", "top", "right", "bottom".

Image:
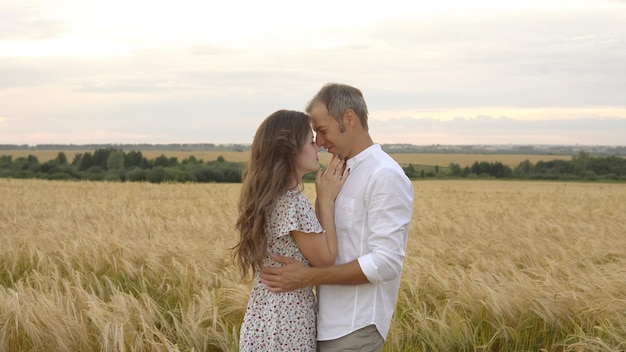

{"left": 343, "top": 109, "right": 357, "bottom": 127}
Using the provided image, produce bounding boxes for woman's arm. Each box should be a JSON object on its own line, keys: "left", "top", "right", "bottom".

{"left": 293, "top": 155, "right": 348, "bottom": 267}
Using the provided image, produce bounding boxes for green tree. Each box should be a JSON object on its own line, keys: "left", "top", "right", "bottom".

{"left": 39, "top": 159, "right": 60, "bottom": 174}
{"left": 126, "top": 167, "right": 146, "bottom": 182}
{"left": 147, "top": 166, "right": 165, "bottom": 183}
{"left": 403, "top": 164, "right": 419, "bottom": 179}
{"left": 151, "top": 155, "right": 178, "bottom": 168}
{"left": 93, "top": 149, "right": 112, "bottom": 169}
{"left": 107, "top": 150, "right": 125, "bottom": 170}
{"left": 78, "top": 153, "right": 95, "bottom": 171}
{"left": 56, "top": 152, "right": 68, "bottom": 164}
{"left": 182, "top": 155, "right": 199, "bottom": 165}
{"left": 572, "top": 151, "right": 590, "bottom": 176}
{"left": 448, "top": 163, "right": 461, "bottom": 176}
{"left": 124, "top": 150, "right": 147, "bottom": 168}
{"left": 0, "top": 155, "right": 12, "bottom": 169}
{"left": 517, "top": 159, "right": 534, "bottom": 174}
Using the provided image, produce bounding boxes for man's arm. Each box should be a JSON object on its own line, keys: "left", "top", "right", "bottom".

{"left": 260, "top": 255, "right": 368, "bottom": 292}
{"left": 261, "top": 165, "right": 414, "bottom": 293}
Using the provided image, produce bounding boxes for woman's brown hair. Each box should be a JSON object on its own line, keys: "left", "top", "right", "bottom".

{"left": 232, "top": 110, "right": 312, "bottom": 279}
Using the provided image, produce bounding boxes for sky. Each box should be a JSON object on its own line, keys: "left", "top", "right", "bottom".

{"left": 1, "top": 0, "right": 625, "bottom": 146}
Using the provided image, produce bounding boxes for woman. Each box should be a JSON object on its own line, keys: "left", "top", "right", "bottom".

{"left": 233, "top": 110, "right": 348, "bottom": 351}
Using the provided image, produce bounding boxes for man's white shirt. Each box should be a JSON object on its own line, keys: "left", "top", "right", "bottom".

{"left": 317, "top": 144, "right": 414, "bottom": 341}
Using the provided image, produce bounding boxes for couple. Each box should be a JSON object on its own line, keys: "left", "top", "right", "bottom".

{"left": 233, "top": 83, "right": 414, "bottom": 351}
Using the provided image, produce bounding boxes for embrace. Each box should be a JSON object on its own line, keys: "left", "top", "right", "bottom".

{"left": 232, "top": 83, "right": 414, "bottom": 352}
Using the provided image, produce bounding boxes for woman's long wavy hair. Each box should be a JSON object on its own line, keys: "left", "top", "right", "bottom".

{"left": 232, "top": 110, "right": 312, "bottom": 279}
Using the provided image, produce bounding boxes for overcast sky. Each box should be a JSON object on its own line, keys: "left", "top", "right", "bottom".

{"left": 1, "top": 0, "right": 625, "bottom": 146}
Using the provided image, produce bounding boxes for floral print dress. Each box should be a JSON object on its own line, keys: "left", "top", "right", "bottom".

{"left": 239, "top": 190, "right": 324, "bottom": 352}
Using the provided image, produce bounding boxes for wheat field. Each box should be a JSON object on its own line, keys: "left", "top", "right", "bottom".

{"left": 0, "top": 179, "right": 624, "bottom": 351}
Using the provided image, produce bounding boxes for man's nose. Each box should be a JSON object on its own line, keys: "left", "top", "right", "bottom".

{"left": 315, "top": 134, "right": 324, "bottom": 146}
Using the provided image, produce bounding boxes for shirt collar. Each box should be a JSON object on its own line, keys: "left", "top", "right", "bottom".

{"left": 346, "top": 144, "right": 380, "bottom": 169}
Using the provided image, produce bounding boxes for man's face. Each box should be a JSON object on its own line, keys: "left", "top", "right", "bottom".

{"left": 310, "top": 103, "right": 345, "bottom": 157}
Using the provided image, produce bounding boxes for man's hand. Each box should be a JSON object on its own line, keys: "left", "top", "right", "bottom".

{"left": 260, "top": 254, "right": 312, "bottom": 292}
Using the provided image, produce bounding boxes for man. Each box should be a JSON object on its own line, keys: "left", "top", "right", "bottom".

{"left": 260, "top": 83, "right": 414, "bottom": 351}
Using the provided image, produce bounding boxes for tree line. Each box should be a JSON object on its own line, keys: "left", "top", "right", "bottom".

{"left": 1, "top": 149, "right": 624, "bottom": 183}
{"left": 0, "top": 148, "right": 242, "bottom": 183}
{"left": 404, "top": 152, "right": 626, "bottom": 181}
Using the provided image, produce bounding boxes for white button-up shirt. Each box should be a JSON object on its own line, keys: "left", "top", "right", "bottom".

{"left": 317, "top": 144, "right": 414, "bottom": 341}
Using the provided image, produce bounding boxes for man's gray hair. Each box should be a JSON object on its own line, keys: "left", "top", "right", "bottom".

{"left": 306, "top": 83, "right": 369, "bottom": 131}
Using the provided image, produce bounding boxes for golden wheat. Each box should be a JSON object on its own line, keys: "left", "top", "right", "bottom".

{"left": 0, "top": 179, "right": 624, "bottom": 351}
{"left": 0, "top": 180, "right": 247, "bottom": 351}
{"left": 388, "top": 181, "right": 626, "bottom": 351}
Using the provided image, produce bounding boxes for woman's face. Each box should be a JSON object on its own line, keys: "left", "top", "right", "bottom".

{"left": 295, "top": 129, "right": 320, "bottom": 179}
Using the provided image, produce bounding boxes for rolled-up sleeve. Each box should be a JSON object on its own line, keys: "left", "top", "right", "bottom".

{"left": 357, "top": 167, "right": 414, "bottom": 284}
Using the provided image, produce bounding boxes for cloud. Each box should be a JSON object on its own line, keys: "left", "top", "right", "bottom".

{"left": 1, "top": 0, "right": 625, "bottom": 146}
{"left": 0, "top": 3, "right": 68, "bottom": 40}
{"left": 357, "top": 10, "right": 626, "bottom": 108}
{"left": 186, "top": 45, "right": 239, "bottom": 56}
{"left": 370, "top": 116, "right": 626, "bottom": 145}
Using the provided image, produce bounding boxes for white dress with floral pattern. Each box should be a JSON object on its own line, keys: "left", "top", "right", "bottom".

{"left": 239, "top": 190, "right": 324, "bottom": 351}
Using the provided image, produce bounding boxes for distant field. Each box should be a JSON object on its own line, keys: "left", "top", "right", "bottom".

{"left": 1, "top": 149, "right": 573, "bottom": 167}
{"left": 387, "top": 153, "right": 573, "bottom": 167}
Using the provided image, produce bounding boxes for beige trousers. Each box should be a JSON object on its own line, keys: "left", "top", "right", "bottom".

{"left": 317, "top": 325, "right": 384, "bottom": 352}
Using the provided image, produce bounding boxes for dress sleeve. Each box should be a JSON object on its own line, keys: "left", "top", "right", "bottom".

{"left": 276, "top": 192, "right": 323, "bottom": 238}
